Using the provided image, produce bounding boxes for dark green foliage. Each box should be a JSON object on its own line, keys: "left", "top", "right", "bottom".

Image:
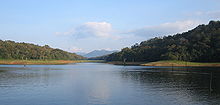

{"left": 105, "top": 20, "right": 220, "bottom": 62}
{"left": 0, "top": 40, "right": 84, "bottom": 60}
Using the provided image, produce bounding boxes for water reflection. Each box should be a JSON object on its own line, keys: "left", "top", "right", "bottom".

{"left": 120, "top": 66, "right": 220, "bottom": 104}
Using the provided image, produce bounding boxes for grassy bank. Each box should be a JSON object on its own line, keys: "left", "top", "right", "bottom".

{"left": 0, "top": 59, "right": 103, "bottom": 65}
{"left": 141, "top": 60, "right": 220, "bottom": 67}
{"left": 107, "top": 60, "right": 220, "bottom": 67}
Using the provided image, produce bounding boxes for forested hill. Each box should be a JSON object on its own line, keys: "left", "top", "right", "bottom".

{"left": 0, "top": 40, "right": 84, "bottom": 60}
{"left": 105, "top": 20, "right": 220, "bottom": 62}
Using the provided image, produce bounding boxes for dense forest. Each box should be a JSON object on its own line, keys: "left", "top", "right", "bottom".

{"left": 104, "top": 20, "right": 220, "bottom": 62}
{"left": 0, "top": 40, "right": 84, "bottom": 60}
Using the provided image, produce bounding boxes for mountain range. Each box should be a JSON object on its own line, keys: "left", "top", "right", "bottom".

{"left": 78, "top": 50, "right": 118, "bottom": 58}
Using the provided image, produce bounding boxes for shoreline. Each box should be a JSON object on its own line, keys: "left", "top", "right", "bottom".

{"left": 1, "top": 60, "right": 219, "bottom": 67}
{"left": 107, "top": 61, "right": 220, "bottom": 67}
{"left": 0, "top": 60, "right": 103, "bottom": 65}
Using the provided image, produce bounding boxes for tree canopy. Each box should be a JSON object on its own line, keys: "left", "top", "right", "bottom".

{"left": 0, "top": 40, "right": 84, "bottom": 60}
{"left": 104, "top": 20, "right": 220, "bottom": 62}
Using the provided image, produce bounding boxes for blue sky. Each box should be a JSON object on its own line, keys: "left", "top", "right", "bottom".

{"left": 0, "top": 0, "right": 220, "bottom": 53}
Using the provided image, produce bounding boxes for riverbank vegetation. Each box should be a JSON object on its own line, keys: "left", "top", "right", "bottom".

{"left": 141, "top": 60, "right": 220, "bottom": 67}
{"left": 107, "top": 60, "right": 220, "bottom": 67}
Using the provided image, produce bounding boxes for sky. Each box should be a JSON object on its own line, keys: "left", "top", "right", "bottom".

{"left": 0, "top": 0, "right": 220, "bottom": 53}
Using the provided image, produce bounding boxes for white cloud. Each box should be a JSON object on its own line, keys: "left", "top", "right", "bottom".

{"left": 55, "top": 20, "right": 204, "bottom": 53}
{"left": 56, "top": 20, "right": 201, "bottom": 40}
{"left": 81, "top": 22, "right": 112, "bottom": 37}
{"left": 55, "top": 22, "right": 120, "bottom": 39}
{"left": 126, "top": 20, "right": 201, "bottom": 38}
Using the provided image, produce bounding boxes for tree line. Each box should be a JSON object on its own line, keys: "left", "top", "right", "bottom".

{"left": 0, "top": 40, "right": 84, "bottom": 60}
{"left": 104, "top": 20, "right": 220, "bottom": 62}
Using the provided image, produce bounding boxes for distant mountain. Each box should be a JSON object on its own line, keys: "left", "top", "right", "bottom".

{"left": 76, "top": 52, "right": 87, "bottom": 56}
{"left": 83, "top": 50, "right": 118, "bottom": 58}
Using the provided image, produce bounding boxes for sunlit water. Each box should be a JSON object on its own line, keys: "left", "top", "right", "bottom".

{"left": 0, "top": 63, "right": 220, "bottom": 105}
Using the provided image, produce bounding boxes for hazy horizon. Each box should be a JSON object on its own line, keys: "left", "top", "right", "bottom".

{"left": 0, "top": 0, "right": 220, "bottom": 53}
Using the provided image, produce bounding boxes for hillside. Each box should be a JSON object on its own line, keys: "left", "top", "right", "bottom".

{"left": 83, "top": 50, "right": 118, "bottom": 58}
{"left": 0, "top": 40, "right": 84, "bottom": 60}
{"left": 105, "top": 20, "right": 220, "bottom": 62}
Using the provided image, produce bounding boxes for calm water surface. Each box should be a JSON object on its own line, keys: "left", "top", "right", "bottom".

{"left": 0, "top": 63, "right": 220, "bottom": 105}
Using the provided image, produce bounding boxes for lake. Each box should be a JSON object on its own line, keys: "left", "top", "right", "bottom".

{"left": 0, "top": 63, "right": 220, "bottom": 105}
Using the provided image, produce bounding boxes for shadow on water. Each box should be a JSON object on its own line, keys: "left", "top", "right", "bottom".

{"left": 120, "top": 66, "right": 220, "bottom": 104}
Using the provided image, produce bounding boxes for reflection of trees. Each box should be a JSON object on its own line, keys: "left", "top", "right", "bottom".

{"left": 0, "top": 67, "right": 55, "bottom": 87}
{"left": 119, "top": 67, "right": 220, "bottom": 103}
